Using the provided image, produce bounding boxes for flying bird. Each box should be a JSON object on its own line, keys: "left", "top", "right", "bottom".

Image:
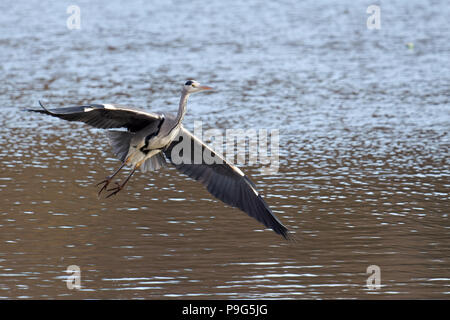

{"left": 27, "top": 80, "right": 290, "bottom": 239}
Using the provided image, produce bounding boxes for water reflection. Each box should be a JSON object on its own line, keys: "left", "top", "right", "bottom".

{"left": 0, "top": 0, "right": 449, "bottom": 299}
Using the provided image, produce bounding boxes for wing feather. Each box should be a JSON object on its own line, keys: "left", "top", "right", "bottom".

{"left": 27, "top": 102, "right": 163, "bottom": 132}
{"left": 164, "top": 127, "right": 290, "bottom": 239}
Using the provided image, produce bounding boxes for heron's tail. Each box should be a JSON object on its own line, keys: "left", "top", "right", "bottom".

{"left": 107, "top": 130, "right": 134, "bottom": 162}
{"left": 141, "top": 152, "right": 166, "bottom": 172}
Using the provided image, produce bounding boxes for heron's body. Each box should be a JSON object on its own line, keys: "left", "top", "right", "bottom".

{"left": 27, "top": 80, "right": 291, "bottom": 239}
{"left": 125, "top": 117, "right": 177, "bottom": 168}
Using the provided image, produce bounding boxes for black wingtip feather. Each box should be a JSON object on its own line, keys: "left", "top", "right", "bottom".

{"left": 25, "top": 101, "right": 50, "bottom": 114}
{"left": 38, "top": 100, "right": 52, "bottom": 113}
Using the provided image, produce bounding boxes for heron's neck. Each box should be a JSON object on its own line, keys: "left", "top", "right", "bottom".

{"left": 176, "top": 90, "right": 189, "bottom": 125}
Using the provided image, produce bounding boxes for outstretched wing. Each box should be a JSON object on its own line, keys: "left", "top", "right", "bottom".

{"left": 27, "top": 102, "right": 163, "bottom": 132}
{"left": 164, "top": 127, "right": 290, "bottom": 239}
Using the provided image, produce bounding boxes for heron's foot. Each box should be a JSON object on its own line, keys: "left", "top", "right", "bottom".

{"left": 105, "top": 182, "right": 125, "bottom": 198}
{"left": 96, "top": 177, "right": 112, "bottom": 197}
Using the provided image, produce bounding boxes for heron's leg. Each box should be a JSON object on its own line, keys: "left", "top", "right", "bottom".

{"left": 105, "top": 160, "right": 143, "bottom": 199}
{"left": 96, "top": 160, "right": 128, "bottom": 197}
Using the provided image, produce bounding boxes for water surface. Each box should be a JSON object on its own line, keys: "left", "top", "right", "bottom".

{"left": 0, "top": 0, "right": 449, "bottom": 299}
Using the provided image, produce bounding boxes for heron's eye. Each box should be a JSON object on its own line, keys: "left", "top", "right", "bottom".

{"left": 185, "top": 80, "right": 193, "bottom": 86}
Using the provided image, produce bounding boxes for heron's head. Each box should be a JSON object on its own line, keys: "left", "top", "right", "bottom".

{"left": 183, "top": 80, "right": 213, "bottom": 94}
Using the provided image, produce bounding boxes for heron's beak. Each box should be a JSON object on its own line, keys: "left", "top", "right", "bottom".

{"left": 200, "top": 85, "right": 213, "bottom": 91}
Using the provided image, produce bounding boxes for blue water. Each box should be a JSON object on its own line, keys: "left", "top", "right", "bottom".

{"left": 0, "top": 0, "right": 448, "bottom": 299}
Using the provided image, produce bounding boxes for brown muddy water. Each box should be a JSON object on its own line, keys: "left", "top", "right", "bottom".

{"left": 0, "top": 0, "right": 449, "bottom": 299}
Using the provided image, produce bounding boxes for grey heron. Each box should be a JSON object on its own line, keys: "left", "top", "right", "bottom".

{"left": 27, "top": 80, "right": 291, "bottom": 239}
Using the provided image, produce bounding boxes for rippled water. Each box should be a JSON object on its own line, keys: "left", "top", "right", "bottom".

{"left": 0, "top": 0, "right": 449, "bottom": 299}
